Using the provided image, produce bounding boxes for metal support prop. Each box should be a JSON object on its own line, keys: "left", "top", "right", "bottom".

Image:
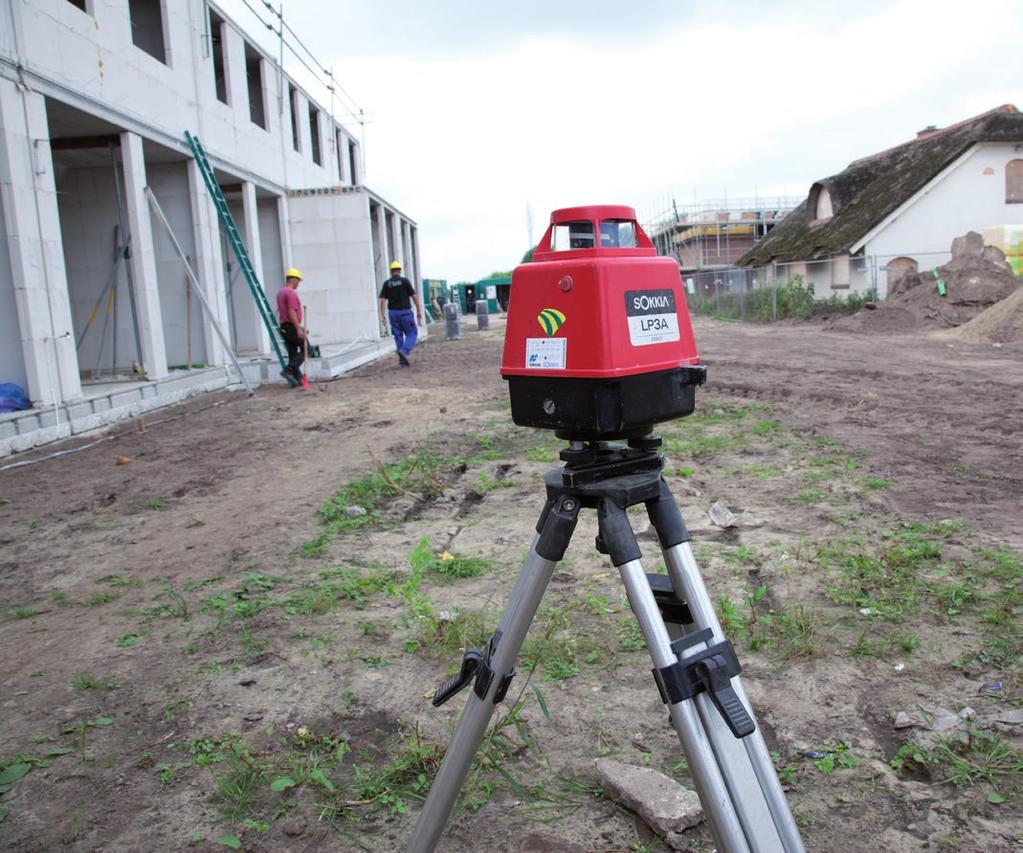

{"left": 145, "top": 187, "right": 254, "bottom": 396}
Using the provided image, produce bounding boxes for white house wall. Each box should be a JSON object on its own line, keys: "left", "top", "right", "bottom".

{"left": 864, "top": 143, "right": 1023, "bottom": 295}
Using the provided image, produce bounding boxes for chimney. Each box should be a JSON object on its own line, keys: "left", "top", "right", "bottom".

{"left": 916, "top": 125, "right": 939, "bottom": 138}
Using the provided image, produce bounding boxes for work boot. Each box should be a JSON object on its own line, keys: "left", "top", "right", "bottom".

{"left": 398, "top": 352, "right": 410, "bottom": 367}
{"left": 280, "top": 368, "right": 299, "bottom": 388}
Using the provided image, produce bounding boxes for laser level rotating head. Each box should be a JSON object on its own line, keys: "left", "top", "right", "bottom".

{"left": 500, "top": 205, "right": 705, "bottom": 441}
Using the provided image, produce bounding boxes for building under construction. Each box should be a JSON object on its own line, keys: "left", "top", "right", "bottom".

{"left": 648, "top": 198, "right": 799, "bottom": 295}
{"left": 1, "top": 0, "right": 419, "bottom": 455}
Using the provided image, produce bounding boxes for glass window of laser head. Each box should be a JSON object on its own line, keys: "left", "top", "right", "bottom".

{"left": 552, "top": 221, "right": 595, "bottom": 250}
{"left": 599, "top": 219, "right": 637, "bottom": 247}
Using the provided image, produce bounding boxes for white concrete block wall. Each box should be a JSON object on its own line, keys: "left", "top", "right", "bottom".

{"left": 57, "top": 164, "right": 130, "bottom": 374}
{"left": 0, "top": 80, "right": 81, "bottom": 405}
{"left": 148, "top": 163, "right": 208, "bottom": 369}
{"left": 0, "top": 197, "right": 26, "bottom": 390}
{"left": 288, "top": 192, "right": 377, "bottom": 343}
{"left": 187, "top": 158, "right": 228, "bottom": 367}
{"left": 257, "top": 195, "right": 284, "bottom": 317}
{"left": 225, "top": 196, "right": 262, "bottom": 353}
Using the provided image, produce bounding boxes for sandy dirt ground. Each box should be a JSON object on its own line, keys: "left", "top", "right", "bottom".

{"left": 1, "top": 316, "right": 1021, "bottom": 853}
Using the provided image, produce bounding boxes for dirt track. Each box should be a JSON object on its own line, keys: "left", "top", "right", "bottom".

{"left": 1, "top": 318, "right": 1021, "bottom": 852}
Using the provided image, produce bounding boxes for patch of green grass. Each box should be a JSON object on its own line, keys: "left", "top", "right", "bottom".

{"left": 751, "top": 418, "right": 782, "bottom": 436}
{"left": 894, "top": 729, "right": 1023, "bottom": 801}
{"left": 319, "top": 449, "right": 447, "bottom": 535}
{"left": 6, "top": 607, "right": 38, "bottom": 620}
{"left": 143, "top": 498, "right": 167, "bottom": 510}
{"left": 407, "top": 536, "right": 496, "bottom": 581}
{"left": 615, "top": 618, "right": 646, "bottom": 652}
{"left": 70, "top": 673, "right": 99, "bottom": 692}
{"left": 809, "top": 740, "right": 858, "bottom": 774}
{"left": 282, "top": 565, "right": 399, "bottom": 615}
{"left": 793, "top": 490, "right": 827, "bottom": 505}
{"left": 754, "top": 604, "right": 828, "bottom": 660}
{"left": 85, "top": 591, "right": 120, "bottom": 607}
{"left": 863, "top": 478, "right": 893, "bottom": 490}
{"left": 520, "top": 605, "right": 579, "bottom": 681}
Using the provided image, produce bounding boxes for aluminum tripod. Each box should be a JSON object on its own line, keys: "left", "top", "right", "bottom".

{"left": 408, "top": 438, "right": 805, "bottom": 853}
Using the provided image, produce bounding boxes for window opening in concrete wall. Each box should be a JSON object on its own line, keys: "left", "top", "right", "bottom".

{"left": 289, "top": 85, "right": 301, "bottom": 151}
{"left": 209, "top": 9, "right": 228, "bottom": 104}
{"left": 244, "top": 43, "right": 267, "bottom": 129}
{"left": 1007, "top": 159, "right": 1023, "bottom": 203}
{"left": 128, "top": 0, "right": 167, "bottom": 64}
{"left": 309, "top": 106, "right": 322, "bottom": 165}
{"left": 66, "top": 0, "right": 88, "bottom": 12}
{"left": 348, "top": 139, "right": 359, "bottom": 184}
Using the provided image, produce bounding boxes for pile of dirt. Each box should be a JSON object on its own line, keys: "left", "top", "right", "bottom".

{"left": 952, "top": 283, "right": 1023, "bottom": 342}
{"left": 830, "top": 231, "right": 1021, "bottom": 333}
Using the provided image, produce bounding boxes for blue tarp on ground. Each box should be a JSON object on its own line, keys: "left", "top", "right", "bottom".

{"left": 0, "top": 383, "right": 31, "bottom": 413}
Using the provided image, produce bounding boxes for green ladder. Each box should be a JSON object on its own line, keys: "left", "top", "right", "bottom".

{"left": 184, "top": 131, "right": 286, "bottom": 369}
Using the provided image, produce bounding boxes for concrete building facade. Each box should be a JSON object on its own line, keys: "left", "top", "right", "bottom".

{"left": 1, "top": 0, "right": 419, "bottom": 454}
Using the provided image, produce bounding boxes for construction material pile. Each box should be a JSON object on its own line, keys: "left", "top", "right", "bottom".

{"left": 830, "top": 231, "right": 1022, "bottom": 335}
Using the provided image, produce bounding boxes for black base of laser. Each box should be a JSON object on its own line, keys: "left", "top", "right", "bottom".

{"left": 505, "top": 365, "right": 706, "bottom": 441}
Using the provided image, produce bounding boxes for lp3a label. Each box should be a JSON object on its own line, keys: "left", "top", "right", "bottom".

{"left": 624, "top": 289, "right": 680, "bottom": 346}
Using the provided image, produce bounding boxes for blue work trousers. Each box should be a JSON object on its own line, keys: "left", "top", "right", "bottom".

{"left": 388, "top": 309, "right": 418, "bottom": 356}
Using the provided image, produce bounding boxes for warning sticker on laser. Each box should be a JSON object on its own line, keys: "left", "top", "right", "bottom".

{"left": 624, "top": 289, "right": 680, "bottom": 346}
{"left": 525, "top": 337, "right": 567, "bottom": 369}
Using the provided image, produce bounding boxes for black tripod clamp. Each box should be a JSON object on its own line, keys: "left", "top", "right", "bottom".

{"left": 431, "top": 631, "right": 516, "bottom": 707}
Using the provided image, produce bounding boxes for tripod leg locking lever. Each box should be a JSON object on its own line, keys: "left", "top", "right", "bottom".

{"left": 431, "top": 633, "right": 516, "bottom": 708}
{"left": 651, "top": 628, "right": 755, "bottom": 738}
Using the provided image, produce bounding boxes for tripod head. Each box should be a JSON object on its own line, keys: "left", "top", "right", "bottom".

{"left": 501, "top": 205, "right": 705, "bottom": 441}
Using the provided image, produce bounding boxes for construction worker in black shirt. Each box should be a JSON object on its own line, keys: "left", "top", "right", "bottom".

{"left": 379, "top": 260, "right": 423, "bottom": 366}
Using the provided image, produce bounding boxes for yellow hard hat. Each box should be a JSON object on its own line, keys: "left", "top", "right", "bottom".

{"left": 389, "top": 260, "right": 402, "bottom": 270}
{"left": 285, "top": 267, "right": 303, "bottom": 280}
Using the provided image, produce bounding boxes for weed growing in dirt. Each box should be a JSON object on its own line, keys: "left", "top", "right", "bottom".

{"left": 893, "top": 729, "right": 1023, "bottom": 802}
{"left": 520, "top": 604, "right": 579, "bottom": 681}
{"left": 6, "top": 606, "right": 37, "bottom": 620}
{"left": 408, "top": 536, "right": 496, "bottom": 581}
{"left": 70, "top": 673, "right": 100, "bottom": 692}
{"left": 319, "top": 450, "right": 447, "bottom": 535}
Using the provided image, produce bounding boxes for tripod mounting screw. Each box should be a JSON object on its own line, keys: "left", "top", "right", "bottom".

{"left": 562, "top": 499, "right": 576, "bottom": 512}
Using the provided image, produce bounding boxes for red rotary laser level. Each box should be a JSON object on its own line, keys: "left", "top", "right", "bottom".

{"left": 501, "top": 205, "right": 705, "bottom": 440}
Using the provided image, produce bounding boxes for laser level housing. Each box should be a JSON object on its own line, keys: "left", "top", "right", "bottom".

{"left": 501, "top": 205, "right": 705, "bottom": 440}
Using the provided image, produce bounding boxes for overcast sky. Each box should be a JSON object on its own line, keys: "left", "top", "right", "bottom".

{"left": 217, "top": 0, "right": 1023, "bottom": 282}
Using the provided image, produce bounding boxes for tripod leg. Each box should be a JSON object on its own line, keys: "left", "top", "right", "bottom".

{"left": 648, "top": 482, "right": 805, "bottom": 853}
{"left": 408, "top": 495, "right": 580, "bottom": 853}
{"left": 598, "top": 499, "right": 751, "bottom": 853}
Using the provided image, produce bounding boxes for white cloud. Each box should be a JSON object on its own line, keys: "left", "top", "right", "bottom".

{"left": 219, "top": 0, "right": 1023, "bottom": 281}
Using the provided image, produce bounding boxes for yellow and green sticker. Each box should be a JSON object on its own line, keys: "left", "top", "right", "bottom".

{"left": 537, "top": 308, "right": 566, "bottom": 336}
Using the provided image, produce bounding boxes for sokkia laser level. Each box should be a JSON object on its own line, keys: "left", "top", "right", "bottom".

{"left": 501, "top": 205, "right": 705, "bottom": 440}
{"left": 408, "top": 206, "right": 805, "bottom": 853}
